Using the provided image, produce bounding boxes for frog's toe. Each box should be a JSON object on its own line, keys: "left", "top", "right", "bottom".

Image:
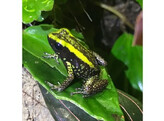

{"left": 49, "top": 84, "right": 59, "bottom": 90}
{"left": 42, "top": 52, "right": 51, "bottom": 58}
{"left": 56, "top": 87, "right": 64, "bottom": 92}
{"left": 51, "top": 85, "right": 64, "bottom": 92}
{"left": 52, "top": 83, "right": 65, "bottom": 92}
{"left": 45, "top": 81, "right": 63, "bottom": 91}
{"left": 75, "top": 87, "right": 83, "bottom": 91}
{"left": 70, "top": 91, "right": 84, "bottom": 96}
{"left": 71, "top": 91, "right": 91, "bottom": 98}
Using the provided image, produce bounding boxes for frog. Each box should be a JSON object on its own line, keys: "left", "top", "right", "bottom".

{"left": 43, "top": 28, "right": 108, "bottom": 97}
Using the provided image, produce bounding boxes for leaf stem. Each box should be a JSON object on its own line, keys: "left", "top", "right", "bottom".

{"left": 94, "top": 2, "right": 134, "bottom": 30}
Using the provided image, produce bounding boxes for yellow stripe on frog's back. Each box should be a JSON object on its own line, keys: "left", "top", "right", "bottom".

{"left": 48, "top": 33, "right": 95, "bottom": 68}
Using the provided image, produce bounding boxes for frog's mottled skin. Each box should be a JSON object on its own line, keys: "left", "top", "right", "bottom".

{"left": 44, "top": 28, "right": 108, "bottom": 97}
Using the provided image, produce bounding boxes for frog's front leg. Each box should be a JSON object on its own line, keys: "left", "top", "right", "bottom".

{"left": 92, "top": 52, "right": 107, "bottom": 66}
{"left": 71, "top": 75, "right": 108, "bottom": 97}
{"left": 43, "top": 52, "right": 60, "bottom": 63}
{"left": 47, "top": 61, "right": 74, "bottom": 92}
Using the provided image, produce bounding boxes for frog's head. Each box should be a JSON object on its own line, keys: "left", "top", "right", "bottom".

{"left": 47, "top": 28, "right": 78, "bottom": 59}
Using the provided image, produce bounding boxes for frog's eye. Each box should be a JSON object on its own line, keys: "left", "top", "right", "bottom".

{"left": 55, "top": 42, "right": 63, "bottom": 50}
{"left": 48, "top": 36, "right": 63, "bottom": 51}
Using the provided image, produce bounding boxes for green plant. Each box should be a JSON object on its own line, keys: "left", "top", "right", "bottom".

{"left": 23, "top": 0, "right": 143, "bottom": 121}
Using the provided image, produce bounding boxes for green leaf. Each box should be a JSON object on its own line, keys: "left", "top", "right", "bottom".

{"left": 23, "top": 24, "right": 67, "bottom": 76}
{"left": 136, "top": 0, "right": 143, "bottom": 8}
{"left": 39, "top": 83, "right": 100, "bottom": 121}
{"left": 23, "top": 24, "right": 124, "bottom": 121}
{"left": 118, "top": 89, "right": 143, "bottom": 121}
{"left": 23, "top": 49, "right": 124, "bottom": 121}
{"left": 70, "top": 29, "right": 84, "bottom": 40}
{"left": 111, "top": 33, "right": 143, "bottom": 92}
{"left": 36, "top": 15, "right": 44, "bottom": 22}
{"left": 23, "top": 0, "right": 54, "bottom": 24}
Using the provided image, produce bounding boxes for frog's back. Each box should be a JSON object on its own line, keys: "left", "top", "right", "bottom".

{"left": 68, "top": 36, "right": 98, "bottom": 67}
{"left": 48, "top": 28, "right": 100, "bottom": 79}
{"left": 62, "top": 34, "right": 100, "bottom": 79}
{"left": 62, "top": 49, "right": 100, "bottom": 79}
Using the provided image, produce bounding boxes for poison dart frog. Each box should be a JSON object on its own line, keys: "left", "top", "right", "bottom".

{"left": 44, "top": 28, "right": 108, "bottom": 97}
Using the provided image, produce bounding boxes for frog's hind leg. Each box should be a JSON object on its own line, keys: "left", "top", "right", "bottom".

{"left": 46, "top": 61, "right": 74, "bottom": 92}
{"left": 71, "top": 75, "right": 108, "bottom": 97}
{"left": 47, "top": 74, "right": 74, "bottom": 92}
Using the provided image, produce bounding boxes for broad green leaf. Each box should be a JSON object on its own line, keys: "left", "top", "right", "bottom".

{"left": 23, "top": 49, "right": 124, "bottom": 121}
{"left": 23, "top": 0, "right": 54, "bottom": 23}
{"left": 111, "top": 33, "right": 142, "bottom": 92}
{"left": 136, "top": 0, "right": 143, "bottom": 8}
{"left": 23, "top": 24, "right": 67, "bottom": 76}
{"left": 23, "top": 24, "right": 124, "bottom": 121}
{"left": 39, "top": 82, "right": 100, "bottom": 121}
{"left": 40, "top": 76, "right": 143, "bottom": 121}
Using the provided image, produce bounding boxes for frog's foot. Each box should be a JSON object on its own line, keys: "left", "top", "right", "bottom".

{"left": 75, "top": 87, "right": 84, "bottom": 91}
{"left": 42, "top": 52, "right": 60, "bottom": 64}
{"left": 45, "top": 72, "right": 74, "bottom": 92}
{"left": 71, "top": 79, "right": 108, "bottom": 97}
{"left": 45, "top": 81, "right": 64, "bottom": 92}
{"left": 70, "top": 87, "right": 86, "bottom": 96}
{"left": 71, "top": 90, "right": 85, "bottom": 96}
{"left": 70, "top": 90, "right": 93, "bottom": 98}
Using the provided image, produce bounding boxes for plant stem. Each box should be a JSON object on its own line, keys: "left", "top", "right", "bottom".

{"left": 95, "top": 2, "right": 134, "bottom": 30}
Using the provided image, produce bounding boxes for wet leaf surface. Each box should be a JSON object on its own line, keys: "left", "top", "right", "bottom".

{"left": 23, "top": 0, "right": 54, "bottom": 23}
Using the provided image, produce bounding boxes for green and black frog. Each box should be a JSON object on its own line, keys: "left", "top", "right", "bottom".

{"left": 44, "top": 28, "right": 108, "bottom": 97}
